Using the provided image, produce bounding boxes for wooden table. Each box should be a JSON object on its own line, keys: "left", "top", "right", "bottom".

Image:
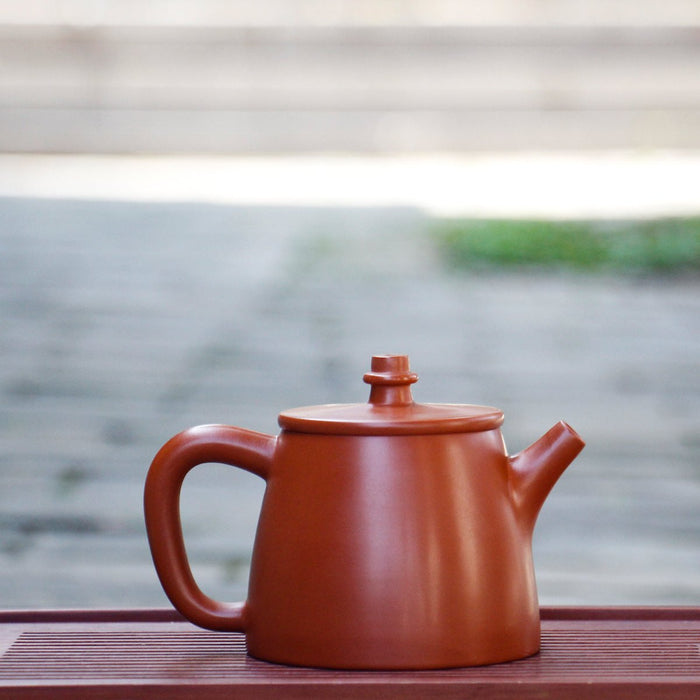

{"left": 1, "top": 607, "right": 698, "bottom": 698}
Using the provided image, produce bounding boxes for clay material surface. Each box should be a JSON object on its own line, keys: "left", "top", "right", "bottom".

{"left": 144, "top": 355, "right": 584, "bottom": 669}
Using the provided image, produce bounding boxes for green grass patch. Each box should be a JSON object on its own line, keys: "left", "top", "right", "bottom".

{"left": 434, "top": 218, "right": 700, "bottom": 273}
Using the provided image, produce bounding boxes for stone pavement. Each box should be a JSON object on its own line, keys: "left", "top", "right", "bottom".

{"left": 0, "top": 161, "right": 699, "bottom": 609}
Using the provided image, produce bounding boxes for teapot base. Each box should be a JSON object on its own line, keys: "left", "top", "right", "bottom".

{"left": 245, "top": 631, "right": 541, "bottom": 670}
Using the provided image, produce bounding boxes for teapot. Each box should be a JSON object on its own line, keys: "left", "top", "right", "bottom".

{"left": 144, "top": 354, "right": 584, "bottom": 669}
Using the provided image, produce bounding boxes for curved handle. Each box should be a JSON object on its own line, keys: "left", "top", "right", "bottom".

{"left": 144, "top": 424, "right": 276, "bottom": 631}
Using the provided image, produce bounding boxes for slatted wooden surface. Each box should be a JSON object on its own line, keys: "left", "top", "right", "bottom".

{"left": 0, "top": 608, "right": 698, "bottom": 698}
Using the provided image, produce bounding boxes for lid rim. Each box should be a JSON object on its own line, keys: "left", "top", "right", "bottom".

{"left": 278, "top": 402, "right": 504, "bottom": 436}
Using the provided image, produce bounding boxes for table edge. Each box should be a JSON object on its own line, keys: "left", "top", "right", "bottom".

{"left": 0, "top": 606, "right": 698, "bottom": 624}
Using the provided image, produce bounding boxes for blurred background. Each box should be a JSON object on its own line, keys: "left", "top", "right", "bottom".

{"left": 0, "top": 1, "right": 699, "bottom": 609}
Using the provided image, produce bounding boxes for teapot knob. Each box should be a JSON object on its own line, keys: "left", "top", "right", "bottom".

{"left": 363, "top": 355, "right": 418, "bottom": 406}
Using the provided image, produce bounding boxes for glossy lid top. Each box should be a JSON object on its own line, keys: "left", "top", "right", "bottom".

{"left": 278, "top": 355, "right": 504, "bottom": 435}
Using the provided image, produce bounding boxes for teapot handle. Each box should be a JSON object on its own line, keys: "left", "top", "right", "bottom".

{"left": 144, "top": 424, "right": 276, "bottom": 631}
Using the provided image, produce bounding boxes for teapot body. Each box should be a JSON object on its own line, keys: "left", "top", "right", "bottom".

{"left": 144, "top": 355, "right": 584, "bottom": 669}
{"left": 246, "top": 428, "right": 539, "bottom": 669}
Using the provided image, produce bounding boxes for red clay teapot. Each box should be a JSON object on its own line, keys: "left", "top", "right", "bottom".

{"left": 144, "top": 354, "right": 584, "bottom": 669}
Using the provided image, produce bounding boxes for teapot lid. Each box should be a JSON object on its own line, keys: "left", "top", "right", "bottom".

{"left": 278, "top": 355, "right": 504, "bottom": 435}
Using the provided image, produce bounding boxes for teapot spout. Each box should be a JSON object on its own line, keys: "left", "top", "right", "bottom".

{"left": 509, "top": 421, "right": 585, "bottom": 530}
